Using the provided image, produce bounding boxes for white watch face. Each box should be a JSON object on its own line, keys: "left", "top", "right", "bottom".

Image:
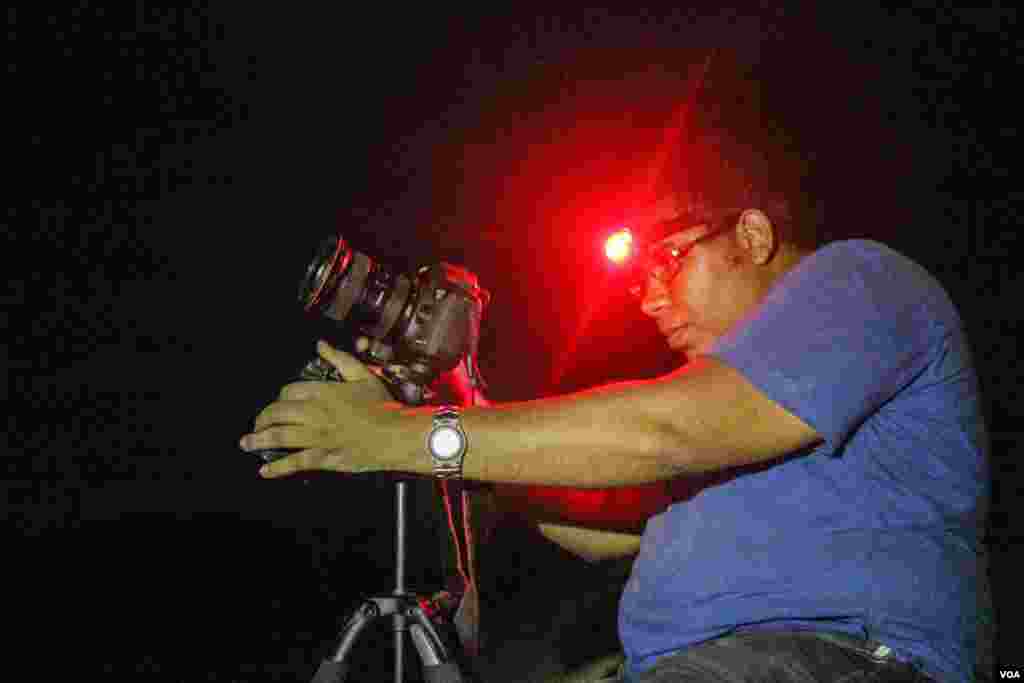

{"left": 429, "top": 427, "right": 463, "bottom": 460}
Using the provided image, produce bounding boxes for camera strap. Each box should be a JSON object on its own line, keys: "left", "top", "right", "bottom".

{"left": 436, "top": 477, "right": 481, "bottom": 657}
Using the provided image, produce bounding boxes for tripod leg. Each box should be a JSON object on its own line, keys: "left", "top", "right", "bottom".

{"left": 409, "top": 624, "right": 465, "bottom": 683}
{"left": 311, "top": 659, "right": 348, "bottom": 683}
{"left": 309, "top": 599, "right": 383, "bottom": 683}
{"left": 422, "top": 661, "right": 465, "bottom": 683}
{"left": 394, "top": 611, "right": 405, "bottom": 683}
{"left": 408, "top": 607, "right": 465, "bottom": 683}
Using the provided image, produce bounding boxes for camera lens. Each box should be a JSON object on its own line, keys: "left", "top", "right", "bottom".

{"left": 299, "top": 235, "right": 351, "bottom": 313}
{"left": 298, "top": 234, "right": 416, "bottom": 343}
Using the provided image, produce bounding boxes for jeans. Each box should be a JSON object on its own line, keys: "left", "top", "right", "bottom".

{"left": 619, "top": 631, "right": 935, "bottom": 683}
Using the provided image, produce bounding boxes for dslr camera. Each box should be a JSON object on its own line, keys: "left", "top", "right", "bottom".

{"left": 255, "top": 234, "right": 490, "bottom": 464}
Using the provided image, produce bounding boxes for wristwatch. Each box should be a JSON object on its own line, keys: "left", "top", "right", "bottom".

{"left": 426, "top": 405, "right": 468, "bottom": 479}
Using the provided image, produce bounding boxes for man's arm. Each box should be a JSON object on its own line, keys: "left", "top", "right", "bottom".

{"left": 433, "top": 355, "right": 822, "bottom": 486}
{"left": 246, "top": 345, "right": 822, "bottom": 487}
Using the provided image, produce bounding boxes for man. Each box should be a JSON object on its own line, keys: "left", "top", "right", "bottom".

{"left": 239, "top": 98, "right": 988, "bottom": 681}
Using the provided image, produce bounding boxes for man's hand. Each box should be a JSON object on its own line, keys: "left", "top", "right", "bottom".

{"left": 239, "top": 340, "right": 407, "bottom": 478}
{"left": 536, "top": 522, "right": 641, "bottom": 564}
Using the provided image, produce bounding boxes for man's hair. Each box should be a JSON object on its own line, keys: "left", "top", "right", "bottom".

{"left": 659, "top": 55, "right": 827, "bottom": 250}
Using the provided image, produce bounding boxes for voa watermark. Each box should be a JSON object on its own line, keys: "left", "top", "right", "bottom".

{"left": 1000, "top": 670, "right": 1021, "bottom": 679}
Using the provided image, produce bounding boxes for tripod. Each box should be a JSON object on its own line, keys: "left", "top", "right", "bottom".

{"left": 310, "top": 479, "right": 467, "bottom": 683}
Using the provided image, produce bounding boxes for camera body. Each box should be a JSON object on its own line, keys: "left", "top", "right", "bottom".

{"left": 255, "top": 235, "right": 490, "bottom": 464}
{"left": 301, "top": 234, "right": 490, "bottom": 392}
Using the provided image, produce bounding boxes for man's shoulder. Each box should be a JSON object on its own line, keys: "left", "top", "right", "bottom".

{"left": 795, "top": 240, "right": 955, "bottom": 318}
{"left": 806, "top": 239, "right": 923, "bottom": 277}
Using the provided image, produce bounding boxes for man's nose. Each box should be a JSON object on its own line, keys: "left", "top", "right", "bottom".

{"left": 640, "top": 278, "right": 670, "bottom": 317}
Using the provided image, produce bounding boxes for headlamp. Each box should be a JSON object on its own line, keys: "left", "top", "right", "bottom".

{"left": 607, "top": 209, "right": 744, "bottom": 299}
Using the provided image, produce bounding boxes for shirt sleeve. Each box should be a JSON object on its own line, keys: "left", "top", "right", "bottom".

{"left": 708, "top": 240, "right": 947, "bottom": 453}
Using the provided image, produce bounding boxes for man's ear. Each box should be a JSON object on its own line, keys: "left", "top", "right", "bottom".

{"left": 736, "top": 209, "right": 777, "bottom": 265}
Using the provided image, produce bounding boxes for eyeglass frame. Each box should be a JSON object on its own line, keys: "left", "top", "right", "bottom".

{"left": 628, "top": 209, "right": 745, "bottom": 299}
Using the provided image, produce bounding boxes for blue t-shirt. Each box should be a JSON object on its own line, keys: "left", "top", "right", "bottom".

{"left": 619, "top": 240, "right": 989, "bottom": 683}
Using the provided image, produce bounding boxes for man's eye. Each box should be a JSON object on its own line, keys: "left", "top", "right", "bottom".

{"left": 658, "top": 246, "right": 686, "bottom": 263}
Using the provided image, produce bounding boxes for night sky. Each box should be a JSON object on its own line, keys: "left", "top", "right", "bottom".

{"left": 8, "top": 4, "right": 1019, "bottom": 681}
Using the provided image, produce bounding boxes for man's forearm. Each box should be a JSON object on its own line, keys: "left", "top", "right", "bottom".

{"left": 395, "top": 377, "right": 686, "bottom": 487}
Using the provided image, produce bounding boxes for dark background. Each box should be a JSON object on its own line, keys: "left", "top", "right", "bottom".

{"left": 7, "top": 3, "right": 1019, "bottom": 681}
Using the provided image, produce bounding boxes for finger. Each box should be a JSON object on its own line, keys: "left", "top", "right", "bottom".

{"left": 259, "top": 448, "right": 333, "bottom": 478}
{"left": 242, "top": 424, "right": 320, "bottom": 452}
{"left": 317, "top": 339, "right": 375, "bottom": 382}
{"left": 278, "top": 380, "right": 331, "bottom": 401}
{"left": 252, "top": 399, "right": 316, "bottom": 432}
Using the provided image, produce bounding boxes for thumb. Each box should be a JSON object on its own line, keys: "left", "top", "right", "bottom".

{"left": 317, "top": 340, "right": 375, "bottom": 381}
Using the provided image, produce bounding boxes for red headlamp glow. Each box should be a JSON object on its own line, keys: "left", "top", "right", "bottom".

{"left": 607, "top": 209, "right": 744, "bottom": 298}
{"left": 604, "top": 228, "right": 635, "bottom": 265}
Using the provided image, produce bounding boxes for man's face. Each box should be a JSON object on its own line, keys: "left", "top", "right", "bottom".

{"left": 638, "top": 219, "right": 768, "bottom": 357}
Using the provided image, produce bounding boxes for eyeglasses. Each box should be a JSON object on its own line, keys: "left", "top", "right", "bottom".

{"left": 628, "top": 211, "right": 741, "bottom": 299}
